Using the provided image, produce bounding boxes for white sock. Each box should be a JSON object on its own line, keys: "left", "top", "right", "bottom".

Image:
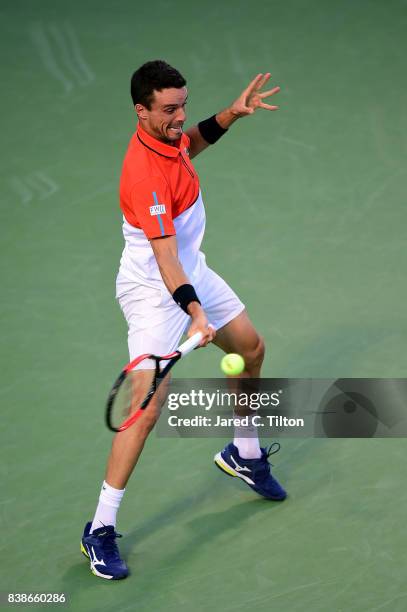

{"left": 90, "top": 481, "right": 125, "bottom": 533}
{"left": 233, "top": 413, "right": 262, "bottom": 459}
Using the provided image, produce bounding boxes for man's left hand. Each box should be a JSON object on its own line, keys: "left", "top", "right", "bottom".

{"left": 229, "top": 72, "right": 280, "bottom": 118}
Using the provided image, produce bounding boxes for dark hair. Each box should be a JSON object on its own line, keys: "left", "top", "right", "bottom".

{"left": 130, "top": 60, "right": 186, "bottom": 109}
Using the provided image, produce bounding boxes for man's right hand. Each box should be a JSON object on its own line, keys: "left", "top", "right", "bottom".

{"left": 187, "top": 302, "right": 216, "bottom": 347}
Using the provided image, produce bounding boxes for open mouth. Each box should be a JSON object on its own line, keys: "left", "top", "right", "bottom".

{"left": 169, "top": 126, "right": 183, "bottom": 133}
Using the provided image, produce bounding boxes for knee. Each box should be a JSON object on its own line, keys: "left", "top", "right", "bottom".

{"left": 135, "top": 379, "right": 170, "bottom": 437}
{"left": 253, "top": 335, "right": 266, "bottom": 367}
{"left": 136, "top": 407, "right": 161, "bottom": 437}
{"left": 243, "top": 335, "right": 265, "bottom": 373}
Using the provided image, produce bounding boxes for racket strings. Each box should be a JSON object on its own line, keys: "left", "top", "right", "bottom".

{"left": 109, "top": 366, "right": 157, "bottom": 430}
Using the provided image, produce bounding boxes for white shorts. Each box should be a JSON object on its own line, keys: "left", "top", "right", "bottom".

{"left": 116, "top": 264, "right": 245, "bottom": 365}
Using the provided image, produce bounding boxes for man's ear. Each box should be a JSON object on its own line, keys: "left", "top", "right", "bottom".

{"left": 135, "top": 104, "right": 147, "bottom": 120}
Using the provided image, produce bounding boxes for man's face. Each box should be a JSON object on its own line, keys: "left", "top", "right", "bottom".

{"left": 137, "top": 87, "right": 188, "bottom": 144}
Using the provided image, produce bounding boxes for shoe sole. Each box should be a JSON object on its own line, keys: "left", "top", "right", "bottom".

{"left": 214, "top": 452, "right": 287, "bottom": 501}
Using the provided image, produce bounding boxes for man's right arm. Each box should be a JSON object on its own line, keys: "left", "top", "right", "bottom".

{"left": 150, "top": 235, "right": 215, "bottom": 346}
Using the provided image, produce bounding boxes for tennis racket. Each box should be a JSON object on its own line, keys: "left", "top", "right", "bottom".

{"left": 106, "top": 331, "right": 203, "bottom": 432}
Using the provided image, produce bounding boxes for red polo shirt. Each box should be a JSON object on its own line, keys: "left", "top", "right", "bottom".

{"left": 119, "top": 124, "right": 200, "bottom": 239}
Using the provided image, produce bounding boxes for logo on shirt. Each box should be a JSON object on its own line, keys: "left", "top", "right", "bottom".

{"left": 184, "top": 147, "right": 190, "bottom": 156}
{"left": 149, "top": 204, "right": 166, "bottom": 216}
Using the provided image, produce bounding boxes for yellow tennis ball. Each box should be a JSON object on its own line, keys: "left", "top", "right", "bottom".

{"left": 221, "top": 353, "right": 245, "bottom": 376}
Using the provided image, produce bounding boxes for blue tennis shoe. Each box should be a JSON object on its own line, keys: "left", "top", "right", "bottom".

{"left": 81, "top": 522, "right": 129, "bottom": 580}
{"left": 214, "top": 442, "right": 287, "bottom": 501}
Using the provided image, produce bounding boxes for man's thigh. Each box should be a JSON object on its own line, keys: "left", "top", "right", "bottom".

{"left": 117, "top": 281, "right": 189, "bottom": 364}
{"left": 197, "top": 265, "right": 263, "bottom": 362}
{"left": 197, "top": 266, "right": 245, "bottom": 333}
{"left": 212, "top": 309, "right": 263, "bottom": 356}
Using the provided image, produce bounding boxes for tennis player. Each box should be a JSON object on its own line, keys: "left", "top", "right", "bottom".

{"left": 81, "top": 60, "right": 286, "bottom": 580}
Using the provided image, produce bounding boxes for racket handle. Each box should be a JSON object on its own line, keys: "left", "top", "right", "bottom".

{"left": 178, "top": 331, "right": 204, "bottom": 356}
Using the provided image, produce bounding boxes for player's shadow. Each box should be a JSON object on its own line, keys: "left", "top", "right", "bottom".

{"left": 156, "top": 439, "right": 346, "bottom": 576}
{"left": 121, "top": 476, "right": 285, "bottom": 583}
{"left": 122, "top": 438, "right": 324, "bottom": 564}
{"left": 126, "top": 495, "right": 282, "bottom": 553}
{"left": 126, "top": 497, "right": 285, "bottom": 598}
{"left": 126, "top": 462, "right": 284, "bottom": 540}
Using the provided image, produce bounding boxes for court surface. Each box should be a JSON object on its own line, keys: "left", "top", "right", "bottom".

{"left": 1, "top": 0, "right": 407, "bottom": 610}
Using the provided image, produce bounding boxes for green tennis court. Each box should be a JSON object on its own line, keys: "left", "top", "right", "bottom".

{"left": 1, "top": 0, "right": 407, "bottom": 609}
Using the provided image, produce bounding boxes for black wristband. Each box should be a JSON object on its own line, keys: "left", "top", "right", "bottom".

{"left": 172, "top": 284, "right": 201, "bottom": 314}
{"left": 197, "top": 114, "right": 228, "bottom": 144}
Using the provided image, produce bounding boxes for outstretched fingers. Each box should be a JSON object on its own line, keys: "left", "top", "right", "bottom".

{"left": 244, "top": 73, "right": 265, "bottom": 96}
{"left": 259, "top": 86, "right": 281, "bottom": 98}
{"left": 256, "top": 72, "right": 272, "bottom": 90}
{"left": 259, "top": 102, "right": 279, "bottom": 110}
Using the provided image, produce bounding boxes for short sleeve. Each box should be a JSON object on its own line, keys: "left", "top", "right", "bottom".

{"left": 130, "top": 176, "right": 175, "bottom": 239}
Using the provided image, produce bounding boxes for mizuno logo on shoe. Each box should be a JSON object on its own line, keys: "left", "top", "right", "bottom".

{"left": 230, "top": 455, "right": 251, "bottom": 473}
{"left": 90, "top": 546, "right": 106, "bottom": 569}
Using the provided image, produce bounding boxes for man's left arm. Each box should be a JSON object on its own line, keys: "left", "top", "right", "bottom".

{"left": 186, "top": 72, "right": 280, "bottom": 160}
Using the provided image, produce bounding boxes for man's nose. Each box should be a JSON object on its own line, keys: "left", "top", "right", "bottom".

{"left": 175, "top": 106, "right": 186, "bottom": 123}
